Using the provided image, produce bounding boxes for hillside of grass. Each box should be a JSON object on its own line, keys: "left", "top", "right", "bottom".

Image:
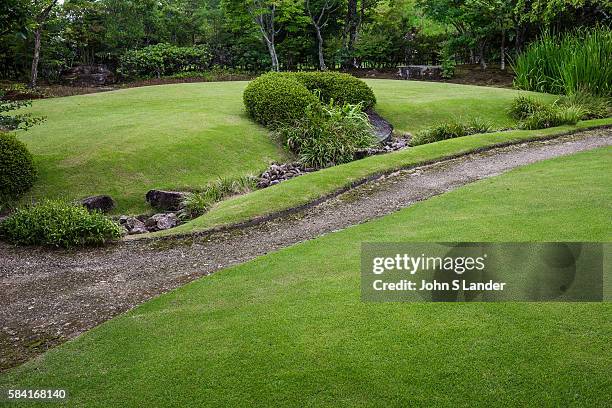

{"left": 13, "top": 80, "right": 556, "bottom": 214}
{"left": 14, "top": 82, "right": 287, "bottom": 214}
{"left": 366, "top": 79, "right": 556, "bottom": 133}
{"left": 2, "top": 147, "right": 610, "bottom": 407}
{"left": 158, "top": 118, "right": 612, "bottom": 237}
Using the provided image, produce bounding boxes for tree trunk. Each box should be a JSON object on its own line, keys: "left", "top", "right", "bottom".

{"left": 478, "top": 41, "right": 487, "bottom": 70}
{"left": 315, "top": 27, "right": 327, "bottom": 71}
{"left": 343, "top": 0, "right": 358, "bottom": 69}
{"left": 500, "top": 28, "right": 506, "bottom": 70}
{"left": 264, "top": 39, "right": 279, "bottom": 71}
{"left": 30, "top": 28, "right": 42, "bottom": 88}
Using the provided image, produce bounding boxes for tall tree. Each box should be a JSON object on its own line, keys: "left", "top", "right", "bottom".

{"left": 30, "top": 0, "right": 59, "bottom": 88}
{"left": 306, "top": 0, "right": 339, "bottom": 70}
{"left": 249, "top": 0, "right": 281, "bottom": 71}
{"left": 343, "top": 0, "right": 358, "bottom": 68}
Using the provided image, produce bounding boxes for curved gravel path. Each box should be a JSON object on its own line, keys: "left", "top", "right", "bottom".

{"left": 1, "top": 128, "right": 611, "bottom": 370}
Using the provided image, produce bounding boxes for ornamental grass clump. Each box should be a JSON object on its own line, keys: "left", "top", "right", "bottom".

{"left": 410, "top": 117, "right": 493, "bottom": 146}
{"left": 513, "top": 27, "right": 612, "bottom": 97}
{"left": 276, "top": 102, "right": 376, "bottom": 169}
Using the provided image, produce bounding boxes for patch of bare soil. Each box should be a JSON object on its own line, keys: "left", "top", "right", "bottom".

{"left": 0, "top": 129, "right": 610, "bottom": 371}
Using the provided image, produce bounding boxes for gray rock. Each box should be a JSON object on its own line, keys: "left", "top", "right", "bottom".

{"left": 144, "top": 213, "right": 179, "bottom": 232}
{"left": 146, "top": 190, "right": 188, "bottom": 211}
{"left": 398, "top": 65, "right": 443, "bottom": 80}
{"left": 122, "top": 217, "right": 148, "bottom": 235}
{"left": 81, "top": 195, "right": 115, "bottom": 213}
{"left": 61, "top": 64, "right": 115, "bottom": 86}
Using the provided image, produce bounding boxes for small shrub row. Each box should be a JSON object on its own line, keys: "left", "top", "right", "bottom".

{"left": 0, "top": 200, "right": 122, "bottom": 248}
{"left": 410, "top": 117, "right": 493, "bottom": 146}
{"left": 181, "top": 175, "right": 257, "bottom": 218}
{"left": 118, "top": 43, "right": 213, "bottom": 79}
{"left": 0, "top": 132, "right": 37, "bottom": 204}
{"left": 275, "top": 102, "right": 376, "bottom": 169}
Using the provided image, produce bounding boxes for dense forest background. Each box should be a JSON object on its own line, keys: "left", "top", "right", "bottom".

{"left": 1, "top": 0, "right": 610, "bottom": 85}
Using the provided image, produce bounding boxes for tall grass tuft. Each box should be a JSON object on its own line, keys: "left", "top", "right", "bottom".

{"left": 513, "top": 27, "right": 612, "bottom": 97}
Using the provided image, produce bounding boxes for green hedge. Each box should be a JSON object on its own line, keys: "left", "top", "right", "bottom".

{"left": 118, "top": 43, "right": 213, "bottom": 79}
{"left": 290, "top": 72, "right": 376, "bottom": 109}
{"left": 0, "top": 133, "right": 37, "bottom": 203}
{"left": 0, "top": 200, "right": 122, "bottom": 247}
{"left": 243, "top": 72, "right": 376, "bottom": 127}
{"left": 243, "top": 73, "right": 319, "bottom": 127}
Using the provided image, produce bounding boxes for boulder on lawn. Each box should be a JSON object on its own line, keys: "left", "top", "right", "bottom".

{"left": 81, "top": 195, "right": 115, "bottom": 213}
{"left": 144, "top": 213, "right": 179, "bottom": 232}
{"left": 119, "top": 216, "right": 148, "bottom": 235}
{"left": 145, "top": 190, "right": 188, "bottom": 211}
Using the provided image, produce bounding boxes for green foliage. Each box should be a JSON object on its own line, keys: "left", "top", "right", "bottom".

{"left": 554, "top": 92, "right": 611, "bottom": 120}
{"left": 118, "top": 43, "right": 213, "bottom": 79}
{"left": 518, "top": 105, "right": 581, "bottom": 130}
{"left": 508, "top": 94, "right": 591, "bottom": 130}
{"left": 507, "top": 95, "right": 548, "bottom": 120}
{"left": 0, "top": 200, "right": 122, "bottom": 247}
{"left": 243, "top": 72, "right": 376, "bottom": 128}
{"left": 243, "top": 73, "right": 319, "bottom": 127}
{"left": 290, "top": 72, "right": 377, "bottom": 109}
{"left": 181, "top": 175, "right": 257, "bottom": 218}
{"left": 411, "top": 117, "right": 493, "bottom": 146}
{"left": 513, "top": 27, "right": 612, "bottom": 97}
{"left": 0, "top": 132, "right": 37, "bottom": 204}
{"left": 0, "top": 90, "right": 46, "bottom": 131}
{"left": 276, "top": 102, "right": 376, "bottom": 168}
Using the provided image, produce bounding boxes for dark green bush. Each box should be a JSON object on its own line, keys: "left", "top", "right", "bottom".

{"left": 243, "top": 73, "right": 319, "bottom": 127}
{"left": 290, "top": 72, "right": 376, "bottom": 109}
{"left": 0, "top": 200, "right": 122, "bottom": 247}
{"left": 410, "top": 118, "right": 493, "bottom": 146}
{"left": 0, "top": 132, "right": 37, "bottom": 203}
{"left": 276, "top": 102, "right": 376, "bottom": 168}
{"left": 118, "top": 43, "right": 212, "bottom": 79}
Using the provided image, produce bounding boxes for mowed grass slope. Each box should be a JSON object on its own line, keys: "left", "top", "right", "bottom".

{"left": 2, "top": 148, "right": 610, "bottom": 407}
{"left": 16, "top": 80, "right": 554, "bottom": 214}
{"left": 16, "top": 82, "right": 286, "bottom": 213}
{"left": 367, "top": 79, "right": 556, "bottom": 133}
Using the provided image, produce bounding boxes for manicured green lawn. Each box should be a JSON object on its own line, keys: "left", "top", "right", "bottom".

{"left": 14, "top": 80, "right": 555, "bottom": 214}
{"left": 160, "top": 118, "right": 612, "bottom": 236}
{"left": 15, "top": 82, "right": 287, "bottom": 213}
{"left": 2, "top": 148, "right": 610, "bottom": 407}
{"left": 366, "top": 79, "right": 556, "bottom": 133}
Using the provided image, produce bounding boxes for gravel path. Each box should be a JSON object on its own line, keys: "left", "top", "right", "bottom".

{"left": 1, "top": 128, "right": 610, "bottom": 370}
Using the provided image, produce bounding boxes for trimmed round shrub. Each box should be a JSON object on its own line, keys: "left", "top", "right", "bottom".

{"left": 0, "top": 200, "right": 122, "bottom": 247}
{"left": 243, "top": 73, "right": 319, "bottom": 127}
{"left": 291, "top": 72, "right": 377, "bottom": 109}
{"left": 0, "top": 132, "right": 37, "bottom": 203}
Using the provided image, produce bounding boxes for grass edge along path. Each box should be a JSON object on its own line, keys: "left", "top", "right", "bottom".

{"left": 148, "top": 118, "right": 612, "bottom": 237}
{"left": 1, "top": 148, "right": 611, "bottom": 407}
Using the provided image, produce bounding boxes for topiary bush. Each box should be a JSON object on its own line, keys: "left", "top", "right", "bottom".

{"left": 0, "top": 200, "right": 122, "bottom": 247}
{"left": 0, "top": 132, "right": 37, "bottom": 204}
{"left": 243, "top": 73, "right": 319, "bottom": 127}
{"left": 290, "top": 72, "right": 376, "bottom": 109}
